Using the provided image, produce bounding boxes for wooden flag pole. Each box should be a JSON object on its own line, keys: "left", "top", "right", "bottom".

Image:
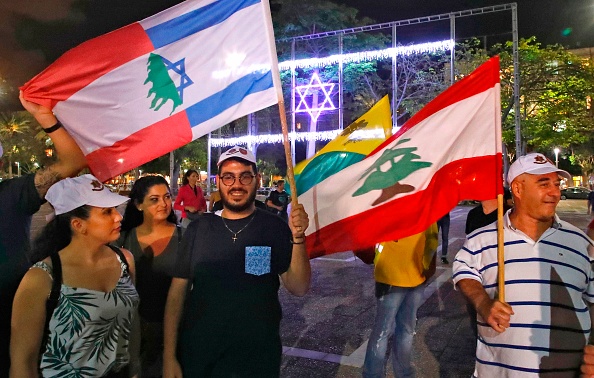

{"left": 261, "top": 0, "right": 299, "bottom": 205}
{"left": 278, "top": 97, "right": 299, "bottom": 205}
{"left": 497, "top": 193, "right": 505, "bottom": 301}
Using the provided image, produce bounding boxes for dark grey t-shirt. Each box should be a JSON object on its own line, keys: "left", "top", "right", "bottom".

{"left": 118, "top": 225, "right": 182, "bottom": 322}
{"left": 0, "top": 173, "right": 44, "bottom": 373}
{"left": 0, "top": 173, "right": 43, "bottom": 294}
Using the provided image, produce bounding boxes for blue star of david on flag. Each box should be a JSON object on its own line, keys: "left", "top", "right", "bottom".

{"left": 295, "top": 73, "right": 336, "bottom": 122}
{"left": 161, "top": 56, "right": 194, "bottom": 102}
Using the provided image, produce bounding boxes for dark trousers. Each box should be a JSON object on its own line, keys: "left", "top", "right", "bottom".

{"left": 437, "top": 213, "right": 450, "bottom": 257}
{"left": 0, "top": 282, "right": 19, "bottom": 377}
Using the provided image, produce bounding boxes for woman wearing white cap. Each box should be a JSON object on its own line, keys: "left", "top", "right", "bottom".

{"left": 9, "top": 174, "right": 139, "bottom": 378}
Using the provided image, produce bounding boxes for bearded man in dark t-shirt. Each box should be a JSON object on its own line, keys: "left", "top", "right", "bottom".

{"left": 163, "top": 146, "right": 311, "bottom": 378}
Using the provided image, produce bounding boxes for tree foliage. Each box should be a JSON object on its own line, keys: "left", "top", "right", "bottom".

{"left": 0, "top": 111, "right": 55, "bottom": 178}
{"left": 493, "top": 37, "right": 594, "bottom": 158}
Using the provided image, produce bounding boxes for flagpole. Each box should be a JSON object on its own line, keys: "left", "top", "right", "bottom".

{"left": 261, "top": 0, "right": 299, "bottom": 204}
{"left": 497, "top": 193, "right": 505, "bottom": 301}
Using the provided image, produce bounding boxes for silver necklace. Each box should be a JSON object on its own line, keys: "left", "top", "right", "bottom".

{"left": 221, "top": 212, "right": 256, "bottom": 243}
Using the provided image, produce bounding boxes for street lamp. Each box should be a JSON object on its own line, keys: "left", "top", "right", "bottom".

{"left": 554, "top": 148, "right": 560, "bottom": 168}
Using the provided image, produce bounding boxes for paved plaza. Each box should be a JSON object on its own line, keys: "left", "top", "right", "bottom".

{"left": 29, "top": 199, "right": 592, "bottom": 377}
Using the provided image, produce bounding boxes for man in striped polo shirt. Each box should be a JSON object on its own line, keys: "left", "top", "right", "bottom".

{"left": 453, "top": 152, "right": 594, "bottom": 377}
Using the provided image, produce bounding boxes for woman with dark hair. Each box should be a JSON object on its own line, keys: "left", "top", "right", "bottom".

{"left": 174, "top": 169, "right": 206, "bottom": 227}
{"left": 119, "top": 175, "right": 181, "bottom": 377}
{"left": 10, "top": 174, "right": 137, "bottom": 377}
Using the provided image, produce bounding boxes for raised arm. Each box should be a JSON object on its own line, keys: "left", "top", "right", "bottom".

{"left": 280, "top": 203, "right": 311, "bottom": 296}
{"left": 19, "top": 91, "right": 86, "bottom": 198}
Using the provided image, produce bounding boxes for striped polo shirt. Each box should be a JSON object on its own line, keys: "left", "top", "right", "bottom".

{"left": 453, "top": 210, "right": 594, "bottom": 377}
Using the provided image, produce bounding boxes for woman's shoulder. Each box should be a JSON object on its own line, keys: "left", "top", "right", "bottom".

{"left": 22, "top": 258, "right": 54, "bottom": 294}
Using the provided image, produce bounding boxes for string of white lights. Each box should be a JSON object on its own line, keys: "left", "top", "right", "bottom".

{"left": 210, "top": 128, "right": 399, "bottom": 147}
{"left": 210, "top": 131, "right": 340, "bottom": 148}
{"left": 278, "top": 39, "right": 453, "bottom": 70}
{"left": 211, "top": 41, "right": 449, "bottom": 147}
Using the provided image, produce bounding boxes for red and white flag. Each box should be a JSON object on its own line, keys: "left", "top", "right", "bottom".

{"left": 300, "top": 56, "right": 503, "bottom": 257}
{"left": 21, "top": 0, "right": 281, "bottom": 181}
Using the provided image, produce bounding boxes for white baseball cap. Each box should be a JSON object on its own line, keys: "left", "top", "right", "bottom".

{"left": 507, "top": 152, "right": 571, "bottom": 185}
{"left": 217, "top": 146, "right": 256, "bottom": 167}
{"left": 46, "top": 174, "right": 129, "bottom": 215}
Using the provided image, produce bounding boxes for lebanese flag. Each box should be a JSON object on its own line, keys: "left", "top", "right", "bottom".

{"left": 21, "top": 0, "right": 281, "bottom": 181}
{"left": 300, "top": 56, "right": 503, "bottom": 258}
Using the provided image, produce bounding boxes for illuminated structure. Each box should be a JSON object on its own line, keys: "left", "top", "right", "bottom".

{"left": 294, "top": 72, "right": 336, "bottom": 122}
{"left": 206, "top": 4, "right": 520, "bottom": 186}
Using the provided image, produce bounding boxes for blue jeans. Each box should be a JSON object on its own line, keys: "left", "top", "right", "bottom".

{"left": 362, "top": 284, "right": 426, "bottom": 378}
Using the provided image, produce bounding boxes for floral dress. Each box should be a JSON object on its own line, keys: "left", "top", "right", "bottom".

{"left": 33, "top": 253, "right": 139, "bottom": 377}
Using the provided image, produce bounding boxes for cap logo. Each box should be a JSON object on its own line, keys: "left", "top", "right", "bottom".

{"left": 91, "top": 180, "right": 105, "bottom": 192}
{"left": 533, "top": 155, "right": 555, "bottom": 165}
{"left": 226, "top": 147, "right": 248, "bottom": 156}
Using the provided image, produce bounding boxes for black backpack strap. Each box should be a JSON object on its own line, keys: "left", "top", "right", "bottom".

{"left": 41, "top": 253, "right": 62, "bottom": 357}
{"left": 107, "top": 244, "right": 129, "bottom": 273}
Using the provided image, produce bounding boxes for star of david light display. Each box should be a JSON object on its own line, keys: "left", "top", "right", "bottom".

{"left": 295, "top": 73, "right": 336, "bottom": 122}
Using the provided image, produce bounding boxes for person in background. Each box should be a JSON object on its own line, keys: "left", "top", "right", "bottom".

{"left": 362, "top": 224, "right": 438, "bottom": 378}
{"left": 437, "top": 213, "right": 450, "bottom": 264}
{"left": 266, "top": 179, "right": 289, "bottom": 222}
{"left": 453, "top": 153, "right": 594, "bottom": 376}
{"left": 119, "top": 175, "right": 181, "bottom": 377}
{"left": 208, "top": 189, "right": 222, "bottom": 212}
{"left": 10, "top": 174, "right": 137, "bottom": 377}
{"left": 588, "top": 189, "right": 594, "bottom": 215}
{"left": 465, "top": 188, "right": 513, "bottom": 235}
{"left": 174, "top": 169, "right": 206, "bottom": 228}
{"left": 0, "top": 91, "right": 87, "bottom": 376}
{"left": 163, "top": 146, "right": 310, "bottom": 378}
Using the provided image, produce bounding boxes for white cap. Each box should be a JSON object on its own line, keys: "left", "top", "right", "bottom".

{"left": 507, "top": 153, "right": 571, "bottom": 185}
{"left": 46, "top": 174, "right": 129, "bottom": 215}
{"left": 217, "top": 146, "right": 256, "bottom": 167}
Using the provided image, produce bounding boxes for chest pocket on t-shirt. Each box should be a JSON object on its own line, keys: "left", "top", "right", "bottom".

{"left": 245, "top": 246, "right": 271, "bottom": 276}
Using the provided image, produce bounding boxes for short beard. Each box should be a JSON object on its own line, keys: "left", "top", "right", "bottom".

{"left": 221, "top": 187, "right": 257, "bottom": 213}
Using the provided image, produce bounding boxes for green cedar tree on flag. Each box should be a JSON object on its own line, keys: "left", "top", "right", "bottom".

{"left": 300, "top": 56, "right": 503, "bottom": 258}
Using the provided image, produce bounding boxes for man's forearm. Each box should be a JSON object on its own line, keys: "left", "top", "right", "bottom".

{"left": 281, "top": 244, "right": 311, "bottom": 297}
{"left": 163, "top": 278, "right": 188, "bottom": 359}
{"left": 457, "top": 279, "right": 491, "bottom": 315}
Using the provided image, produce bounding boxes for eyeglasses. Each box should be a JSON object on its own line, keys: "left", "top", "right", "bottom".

{"left": 219, "top": 173, "right": 255, "bottom": 186}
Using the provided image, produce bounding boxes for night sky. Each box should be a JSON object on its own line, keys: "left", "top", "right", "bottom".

{"left": 335, "top": 0, "right": 594, "bottom": 47}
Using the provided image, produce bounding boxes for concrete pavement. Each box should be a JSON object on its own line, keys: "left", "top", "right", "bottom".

{"left": 277, "top": 199, "right": 592, "bottom": 378}
{"left": 29, "top": 199, "right": 592, "bottom": 377}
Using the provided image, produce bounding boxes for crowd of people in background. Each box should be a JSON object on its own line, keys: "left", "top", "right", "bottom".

{"left": 0, "top": 92, "right": 311, "bottom": 377}
{"left": 4, "top": 96, "right": 594, "bottom": 377}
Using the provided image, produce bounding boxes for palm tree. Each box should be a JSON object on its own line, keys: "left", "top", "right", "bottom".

{"left": 0, "top": 113, "right": 30, "bottom": 178}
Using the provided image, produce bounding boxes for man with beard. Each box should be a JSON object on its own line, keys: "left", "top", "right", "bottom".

{"left": 163, "top": 146, "right": 311, "bottom": 378}
{"left": 453, "top": 153, "right": 594, "bottom": 377}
